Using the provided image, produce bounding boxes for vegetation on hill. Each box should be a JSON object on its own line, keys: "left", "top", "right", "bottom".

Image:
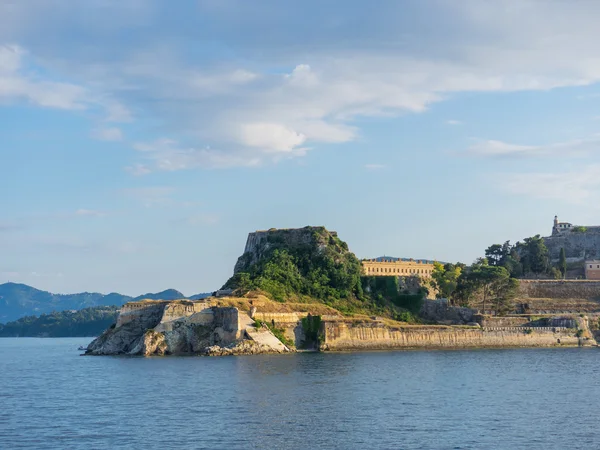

{"left": 0, "top": 306, "right": 119, "bottom": 337}
{"left": 483, "top": 235, "right": 573, "bottom": 280}
{"left": 224, "top": 227, "right": 415, "bottom": 318}
{"left": 430, "top": 260, "right": 518, "bottom": 315}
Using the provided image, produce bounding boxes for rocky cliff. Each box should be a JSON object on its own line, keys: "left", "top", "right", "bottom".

{"left": 85, "top": 299, "right": 291, "bottom": 356}
{"left": 544, "top": 228, "right": 600, "bottom": 261}
{"left": 232, "top": 226, "right": 343, "bottom": 274}
{"left": 224, "top": 227, "right": 369, "bottom": 313}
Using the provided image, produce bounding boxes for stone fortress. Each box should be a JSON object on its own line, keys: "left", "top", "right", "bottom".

{"left": 546, "top": 216, "right": 600, "bottom": 279}
{"left": 85, "top": 226, "right": 600, "bottom": 356}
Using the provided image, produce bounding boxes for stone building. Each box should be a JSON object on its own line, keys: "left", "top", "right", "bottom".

{"left": 362, "top": 257, "right": 435, "bottom": 278}
{"left": 585, "top": 260, "right": 600, "bottom": 280}
{"left": 552, "top": 215, "right": 573, "bottom": 235}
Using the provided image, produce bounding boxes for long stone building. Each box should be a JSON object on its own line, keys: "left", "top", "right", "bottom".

{"left": 362, "top": 257, "right": 435, "bottom": 278}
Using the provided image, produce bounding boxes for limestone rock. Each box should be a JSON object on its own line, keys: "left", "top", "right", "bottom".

{"left": 204, "top": 340, "right": 284, "bottom": 356}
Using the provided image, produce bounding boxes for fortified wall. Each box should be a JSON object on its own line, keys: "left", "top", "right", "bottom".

{"left": 319, "top": 322, "right": 586, "bottom": 351}
{"left": 544, "top": 216, "right": 600, "bottom": 261}
{"left": 518, "top": 280, "right": 600, "bottom": 300}
{"left": 116, "top": 301, "right": 170, "bottom": 327}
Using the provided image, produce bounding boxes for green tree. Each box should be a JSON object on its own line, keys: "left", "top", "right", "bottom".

{"left": 516, "top": 235, "right": 549, "bottom": 277}
{"left": 455, "top": 264, "right": 517, "bottom": 315}
{"left": 431, "top": 262, "right": 462, "bottom": 300}
{"left": 485, "top": 244, "right": 504, "bottom": 266}
{"left": 558, "top": 247, "right": 567, "bottom": 278}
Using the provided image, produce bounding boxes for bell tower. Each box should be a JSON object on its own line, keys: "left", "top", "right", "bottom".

{"left": 553, "top": 215, "right": 559, "bottom": 235}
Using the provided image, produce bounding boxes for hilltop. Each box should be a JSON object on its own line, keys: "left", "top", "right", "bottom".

{"left": 223, "top": 226, "right": 421, "bottom": 318}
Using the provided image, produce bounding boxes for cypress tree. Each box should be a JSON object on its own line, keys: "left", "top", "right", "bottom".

{"left": 559, "top": 247, "right": 567, "bottom": 278}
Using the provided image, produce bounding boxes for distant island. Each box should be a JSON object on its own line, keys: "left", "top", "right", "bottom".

{"left": 0, "top": 306, "right": 120, "bottom": 338}
{"left": 0, "top": 283, "right": 211, "bottom": 337}
{"left": 86, "top": 223, "right": 600, "bottom": 356}
{"left": 0, "top": 282, "right": 211, "bottom": 323}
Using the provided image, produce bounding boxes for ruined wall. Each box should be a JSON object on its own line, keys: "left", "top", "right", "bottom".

{"left": 159, "top": 300, "right": 210, "bottom": 323}
{"left": 518, "top": 280, "right": 600, "bottom": 299}
{"left": 254, "top": 312, "right": 307, "bottom": 324}
{"left": 420, "top": 299, "right": 476, "bottom": 324}
{"left": 116, "top": 301, "right": 169, "bottom": 327}
{"left": 320, "top": 322, "right": 586, "bottom": 351}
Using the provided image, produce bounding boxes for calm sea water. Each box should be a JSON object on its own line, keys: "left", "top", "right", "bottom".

{"left": 1, "top": 338, "right": 600, "bottom": 449}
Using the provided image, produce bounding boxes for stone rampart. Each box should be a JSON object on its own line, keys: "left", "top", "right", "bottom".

{"left": 518, "top": 280, "right": 600, "bottom": 300}
{"left": 159, "top": 300, "right": 210, "bottom": 323}
{"left": 320, "top": 322, "right": 587, "bottom": 351}
{"left": 478, "top": 316, "right": 532, "bottom": 327}
{"left": 254, "top": 312, "right": 308, "bottom": 324}
{"left": 420, "top": 299, "right": 475, "bottom": 324}
{"left": 116, "top": 301, "right": 169, "bottom": 327}
{"left": 544, "top": 229, "right": 600, "bottom": 261}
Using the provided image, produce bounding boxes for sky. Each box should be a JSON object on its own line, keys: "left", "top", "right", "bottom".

{"left": 2, "top": 0, "right": 600, "bottom": 295}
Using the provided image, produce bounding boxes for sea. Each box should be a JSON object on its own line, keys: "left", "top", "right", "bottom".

{"left": 1, "top": 338, "right": 599, "bottom": 449}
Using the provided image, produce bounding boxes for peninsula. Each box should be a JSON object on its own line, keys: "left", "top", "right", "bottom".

{"left": 86, "top": 225, "right": 600, "bottom": 356}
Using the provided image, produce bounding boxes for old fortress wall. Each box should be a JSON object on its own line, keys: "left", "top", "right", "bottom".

{"left": 518, "top": 280, "right": 600, "bottom": 300}
{"left": 361, "top": 258, "right": 435, "bottom": 277}
{"left": 320, "top": 322, "right": 582, "bottom": 351}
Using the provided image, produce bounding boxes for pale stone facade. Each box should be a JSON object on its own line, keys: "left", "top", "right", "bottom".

{"left": 585, "top": 261, "right": 600, "bottom": 280}
{"left": 362, "top": 258, "right": 435, "bottom": 278}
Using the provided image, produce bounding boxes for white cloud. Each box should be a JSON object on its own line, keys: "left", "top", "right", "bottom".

{"left": 239, "top": 123, "right": 306, "bottom": 152}
{"left": 5, "top": 2, "right": 600, "bottom": 168}
{"left": 92, "top": 127, "right": 123, "bottom": 141}
{"left": 125, "top": 163, "right": 152, "bottom": 176}
{"left": 0, "top": 43, "right": 130, "bottom": 120}
{"left": 131, "top": 138, "right": 264, "bottom": 171}
{"left": 365, "top": 164, "right": 386, "bottom": 170}
{"left": 500, "top": 165, "right": 600, "bottom": 203}
{"left": 466, "top": 136, "right": 600, "bottom": 157}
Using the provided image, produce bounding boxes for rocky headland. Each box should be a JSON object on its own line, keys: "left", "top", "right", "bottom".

{"left": 86, "top": 227, "right": 600, "bottom": 356}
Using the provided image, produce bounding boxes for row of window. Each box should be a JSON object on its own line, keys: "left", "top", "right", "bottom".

{"left": 365, "top": 267, "right": 432, "bottom": 275}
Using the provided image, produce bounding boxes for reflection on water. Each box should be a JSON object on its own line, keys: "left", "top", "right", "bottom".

{"left": 1, "top": 338, "right": 600, "bottom": 449}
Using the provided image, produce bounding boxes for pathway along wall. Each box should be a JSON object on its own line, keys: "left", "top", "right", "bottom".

{"left": 320, "top": 322, "right": 587, "bottom": 351}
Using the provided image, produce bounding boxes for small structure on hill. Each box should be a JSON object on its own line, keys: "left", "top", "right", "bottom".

{"left": 552, "top": 215, "right": 573, "bottom": 235}
{"left": 585, "top": 260, "right": 600, "bottom": 280}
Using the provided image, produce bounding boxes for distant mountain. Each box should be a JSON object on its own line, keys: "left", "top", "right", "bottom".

{"left": 133, "top": 289, "right": 186, "bottom": 301}
{"left": 0, "top": 306, "right": 120, "bottom": 338}
{"left": 0, "top": 283, "right": 212, "bottom": 323}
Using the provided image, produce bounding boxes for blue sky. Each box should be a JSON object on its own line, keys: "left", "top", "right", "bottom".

{"left": 2, "top": 0, "right": 600, "bottom": 295}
